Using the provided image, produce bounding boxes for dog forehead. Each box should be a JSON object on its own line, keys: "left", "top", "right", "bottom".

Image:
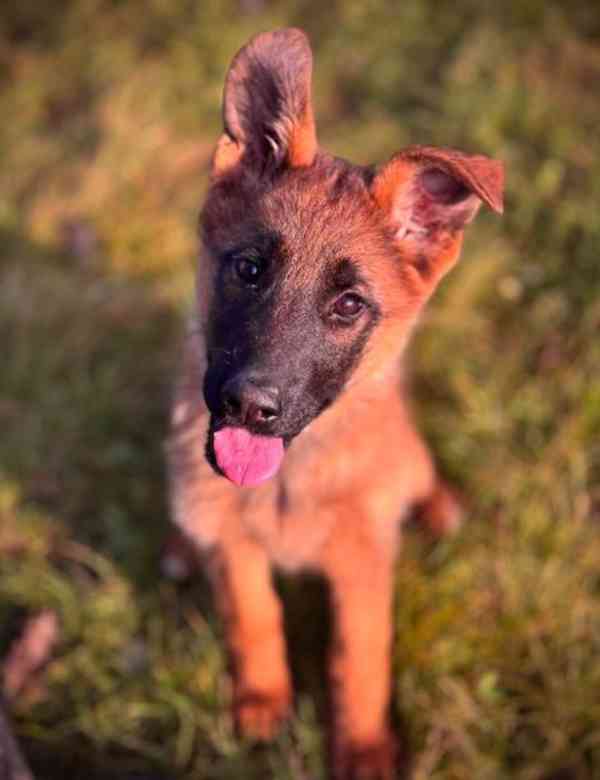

{"left": 256, "top": 165, "right": 386, "bottom": 276}
{"left": 201, "top": 159, "right": 404, "bottom": 297}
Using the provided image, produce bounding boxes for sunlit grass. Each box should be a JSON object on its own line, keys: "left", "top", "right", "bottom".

{"left": 1, "top": 1, "right": 599, "bottom": 777}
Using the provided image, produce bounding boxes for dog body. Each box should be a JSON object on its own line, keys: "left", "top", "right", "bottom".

{"left": 167, "top": 28, "right": 502, "bottom": 779}
{"left": 171, "top": 320, "right": 433, "bottom": 570}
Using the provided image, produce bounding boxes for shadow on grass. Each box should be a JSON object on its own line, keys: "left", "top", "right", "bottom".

{"left": 23, "top": 740, "right": 174, "bottom": 780}
{"left": 0, "top": 226, "right": 197, "bottom": 776}
{"left": 0, "top": 226, "right": 182, "bottom": 584}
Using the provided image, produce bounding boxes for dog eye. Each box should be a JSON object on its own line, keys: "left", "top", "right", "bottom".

{"left": 332, "top": 293, "right": 365, "bottom": 321}
{"left": 235, "top": 257, "right": 262, "bottom": 284}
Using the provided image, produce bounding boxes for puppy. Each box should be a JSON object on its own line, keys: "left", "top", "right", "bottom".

{"left": 167, "top": 28, "right": 503, "bottom": 779}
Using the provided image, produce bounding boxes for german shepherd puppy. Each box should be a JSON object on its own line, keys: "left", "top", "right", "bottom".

{"left": 167, "top": 28, "right": 503, "bottom": 779}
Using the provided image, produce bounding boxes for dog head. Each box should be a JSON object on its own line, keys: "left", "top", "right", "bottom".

{"left": 198, "top": 28, "right": 503, "bottom": 487}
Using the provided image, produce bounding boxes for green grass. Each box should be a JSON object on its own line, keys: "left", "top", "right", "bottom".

{"left": 1, "top": 1, "right": 600, "bottom": 777}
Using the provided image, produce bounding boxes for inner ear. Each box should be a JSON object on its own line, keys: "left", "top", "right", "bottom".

{"left": 421, "top": 168, "right": 471, "bottom": 205}
{"left": 371, "top": 146, "right": 504, "bottom": 246}
{"left": 215, "top": 28, "right": 317, "bottom": 177}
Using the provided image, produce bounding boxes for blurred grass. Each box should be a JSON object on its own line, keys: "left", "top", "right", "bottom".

{"left": 1, "top": 1, "right": 600, "bottom": 777}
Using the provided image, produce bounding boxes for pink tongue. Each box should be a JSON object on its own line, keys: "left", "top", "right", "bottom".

{"left": 213, "top": 426, "right": 284, "bottom": 487}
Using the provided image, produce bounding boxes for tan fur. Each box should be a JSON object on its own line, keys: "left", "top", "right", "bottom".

{"left": 166, "top": 28, "right": 503, "bottom": 780}
{"left": 287, "top": 104, "right": 317, "bottom": 166}
{"left": 211, "top": 133, "right": 243, "bottom": 179}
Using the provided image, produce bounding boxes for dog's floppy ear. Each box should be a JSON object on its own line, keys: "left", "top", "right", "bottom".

{"left": 212, "top": 28, "right": 317, "bottom": 177}
{"left": 371, "top": 146, "right": 504, "bottom": 284}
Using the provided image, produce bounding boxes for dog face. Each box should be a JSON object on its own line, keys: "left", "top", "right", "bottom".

{"left": 198, "top": 29, "right": 503, "bottom": 487}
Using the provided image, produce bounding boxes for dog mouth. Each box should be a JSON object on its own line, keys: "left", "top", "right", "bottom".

{"left": 206, "top": 420, "right": 287, "bottom": 487}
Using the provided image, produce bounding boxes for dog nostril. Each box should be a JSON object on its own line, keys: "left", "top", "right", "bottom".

{"left": 221, "top": 377, "right": 281, "bottom": 425}
{"left": 253, "top": 402, "right": 279, "bottom": 423}
{"left": 245, "top": 393, "right": 281, "bottom": 425}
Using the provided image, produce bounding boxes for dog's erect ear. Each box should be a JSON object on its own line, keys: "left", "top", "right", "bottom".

{"left": 212, "top": 28, "right": 317, "bottom": 177}
{"left": 371, "top": 146, "right": 504, "bottom": 283}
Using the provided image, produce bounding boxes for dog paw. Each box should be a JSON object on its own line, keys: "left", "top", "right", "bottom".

{"left": 332, "top": 735, "right": 399, "bottom": 780}
{"left": 234, "top": 689, "right": 291, "bottom": 741}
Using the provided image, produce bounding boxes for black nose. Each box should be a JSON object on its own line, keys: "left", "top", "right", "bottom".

{"left": 221, "top": 375, "right": 281, "bottom": 427}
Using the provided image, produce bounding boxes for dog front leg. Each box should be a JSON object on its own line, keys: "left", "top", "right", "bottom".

{"left": 208, "top": 538, "right": 291, "bottom": 741}
{"left": 324, "top": 543, "right": 397, "bottom": 780}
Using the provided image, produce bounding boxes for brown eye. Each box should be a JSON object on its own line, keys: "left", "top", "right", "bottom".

{"left": 332, "top": 292, "right": 365, "bottom": 321}
{"left": 235, "top": 257, "right": 262, "bottom": 284}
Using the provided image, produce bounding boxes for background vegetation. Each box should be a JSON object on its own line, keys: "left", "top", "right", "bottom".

{"left": 1, "top": 1, "right": 600, "bottom": 777}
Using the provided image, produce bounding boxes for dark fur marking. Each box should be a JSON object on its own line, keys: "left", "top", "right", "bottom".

{"left": 205, "top": 238, "right": 381, "bottom": 441}
{"left": 304, "top": 310, "right": 379, "bottom": 409}
{"left": 414, "top": 253, "right": 431, "bottom": 277}
{"left": 219, "top": 229, "right": 283, "bottom": 271}
{"left": 326, "top": 158, "right": 370, "bottom": 201}
{"left": 324, "top": 258, "right": 363, "bottom": 292}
